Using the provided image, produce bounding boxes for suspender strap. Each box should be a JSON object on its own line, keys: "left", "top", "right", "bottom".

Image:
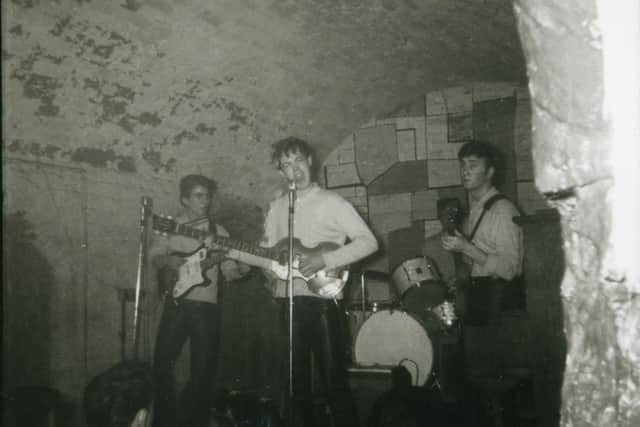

{"left": 468, "top": 194, "right": 507, "bottom": 240}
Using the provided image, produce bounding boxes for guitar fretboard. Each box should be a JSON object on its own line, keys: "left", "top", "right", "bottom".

{"left": 170, "top": 222, "right": 275, "bottom": 260}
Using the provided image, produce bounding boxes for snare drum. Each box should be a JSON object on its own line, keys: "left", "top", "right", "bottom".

{"left": 353, "top": 309, "right": 434, "bottom": 386}
{"left": 391, "top": 257, "right": 446, "bottom": 312}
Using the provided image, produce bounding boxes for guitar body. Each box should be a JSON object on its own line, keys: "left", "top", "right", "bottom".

{"left": 152, "top": 214, "right": 350, "bottom": 299}
{"left": 269, "top": 239, "right": 349, "bottom": 298}
{"left": 158, "top": 246, "right": 213, "bottom": 298}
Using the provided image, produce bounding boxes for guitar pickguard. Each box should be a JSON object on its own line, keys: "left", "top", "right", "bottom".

{"left": 171, "top": 247, "right": 212, "bottom": 298}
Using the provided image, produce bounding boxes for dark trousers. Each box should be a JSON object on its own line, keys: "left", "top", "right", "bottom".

{"left": 152, "top": 299, "right": 220, "bottom": 427}
{"left": 461, "top": 277, "right": 527, "bottom": 427}
{"left": 284, "top": 297, "right": 358, "bottom": 427}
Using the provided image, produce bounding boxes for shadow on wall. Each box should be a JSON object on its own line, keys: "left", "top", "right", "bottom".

{"left": 211, "top": 193, "right": 265, "bottom": 242}
{"left": 3, "top": 211, "right": 54, "bottom": 389}
{"left": 2, "top": 211, "right": 71, "bottom": 426}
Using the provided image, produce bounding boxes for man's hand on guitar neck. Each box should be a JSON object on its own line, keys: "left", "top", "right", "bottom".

{"left": 203, "top": 235, "right": 230, "bottom": 265}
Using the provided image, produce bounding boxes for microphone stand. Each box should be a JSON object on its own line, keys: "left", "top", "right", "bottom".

{"left": 133, "top": 196, "right": 152, "bottom": 360}
{"left": 287, "top": 181, "right": 296, "bottom": 424}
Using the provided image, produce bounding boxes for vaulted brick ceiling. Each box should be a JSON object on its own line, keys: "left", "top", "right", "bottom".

{"left": 3, "top": 0, "right": 527, "bottom": 202}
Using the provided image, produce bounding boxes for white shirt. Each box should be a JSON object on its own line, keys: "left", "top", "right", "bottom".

{"left": 464, "top": 188, "right": 523, "bottom": 280}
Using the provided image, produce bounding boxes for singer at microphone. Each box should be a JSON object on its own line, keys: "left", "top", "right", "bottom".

{"left": 261, "top": 137, "right": 378, "bottom": 427}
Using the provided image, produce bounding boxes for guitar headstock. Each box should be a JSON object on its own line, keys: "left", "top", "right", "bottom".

{"left": 152, "top": 214, "right": 177, "bottom": 236}
{"left": 443, "top": 205, "right": 462, "bottom": 236}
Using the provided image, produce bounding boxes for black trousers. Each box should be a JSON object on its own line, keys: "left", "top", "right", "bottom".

{"left": 461, "top": 277, "right": 527, "bottom": 427}
{"left": 283, "top": 297, "right": 358, "bottom": 427}
{"left": 152, "top": 299, "right": 220, "bottom": 427}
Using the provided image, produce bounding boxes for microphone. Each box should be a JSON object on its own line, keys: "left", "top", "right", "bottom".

{"left": 288, "top": 180, "right": 297, "bottom": 199}
{"left": 140, "top": 196, "right": 153, "bottom": 226}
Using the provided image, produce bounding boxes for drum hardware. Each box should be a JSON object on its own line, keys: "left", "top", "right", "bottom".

{"left": 359, "top": 271, "right": 365, "bottom": 313}
{"left": 432, "top": 300, "right": 458, "bottom": 327}
{"left": 369, "top": 301, "right": 382, "bottom": 313}
{"left": 346, "top": 270, "right": 398, "bottom": 312}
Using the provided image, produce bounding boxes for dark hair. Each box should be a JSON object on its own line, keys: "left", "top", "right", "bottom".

{"left": 270, "top": 137, "right": 315, "bottom": 168}
{"left": 84, "top": 361, "right": 153, "bottom": 427}
{"left": 458, "top": 140, "right": 504, "bottom": 185}
{"left": 179, "top": 174, "right": 217, "bottom": 201}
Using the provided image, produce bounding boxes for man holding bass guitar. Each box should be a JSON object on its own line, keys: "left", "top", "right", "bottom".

{"left": 149, "top": 174, "right": 247, "bottom": 427}
{"left": 261, "top": 137, "right": 379, "bottom": 427}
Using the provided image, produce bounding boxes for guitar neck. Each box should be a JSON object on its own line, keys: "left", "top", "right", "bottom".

{"left": 169, "top": 222, "right": 276, "bottom": 268}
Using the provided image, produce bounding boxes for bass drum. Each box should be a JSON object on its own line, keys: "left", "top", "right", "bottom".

{"left": 353, "top": 310, "right": 433, "bottom": 386}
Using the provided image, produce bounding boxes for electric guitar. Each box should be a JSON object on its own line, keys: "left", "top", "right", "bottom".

{"left": 152, "top": 215, "right": 349, "bottom": 299}
{"left": 156, "top": 246, "right": 223, "bottom": 298}
{"left": 442, "top": 203, "right": 468, "bottom": 294}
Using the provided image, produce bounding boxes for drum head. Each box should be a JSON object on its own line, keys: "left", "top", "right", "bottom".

{"left": 353, "top": 310, "right": 433, "bottom": 386}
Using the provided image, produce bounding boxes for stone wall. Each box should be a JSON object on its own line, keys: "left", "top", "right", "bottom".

{"left": 515, "top": 1, "right": 640, "bottom": 425}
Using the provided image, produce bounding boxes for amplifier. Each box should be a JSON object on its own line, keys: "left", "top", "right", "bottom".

{"left": 347, "top": 366, "right": 395, "bottom": 427}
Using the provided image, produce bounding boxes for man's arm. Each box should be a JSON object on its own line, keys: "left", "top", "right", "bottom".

{"left": 321, "top": 198, "right": 379, "bottom": 270}
{"left": 442, "top": 201, "right": 522, "bottom": 280}
{"left": 210, "top": 224, "right": 250, "bottom": 281}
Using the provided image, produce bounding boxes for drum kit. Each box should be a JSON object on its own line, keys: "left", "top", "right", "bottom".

{"left": 345, "top": 256, "right": 459, "bottom": 388}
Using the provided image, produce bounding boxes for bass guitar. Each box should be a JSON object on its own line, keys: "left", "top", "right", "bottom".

{"left": 152, "top": 215, "right": 349, "bottom": 299}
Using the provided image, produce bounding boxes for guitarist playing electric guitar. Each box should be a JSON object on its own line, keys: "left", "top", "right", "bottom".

{"left": 148, "top": 174, "right": 247, "bottom": 427}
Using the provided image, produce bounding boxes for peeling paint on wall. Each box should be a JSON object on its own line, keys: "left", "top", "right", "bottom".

{"left": 23, "top": 73, "right": 63, "bottom": 116}
{"left": 5, "top": 141, "right": 137, "bottom": 172}
{"left": 4, "top": 0, "right": 527, "bottom": 204}
{"left": 82, "top": 77, "right": 166, "bottom": 134}
{"left": 172, "top": 130, "right": 198, "bottom": 145}
{"left": 9, "top": 24, "right": 23, "bottom": 35}
{"left": 195, "top": 123, "right": 217, "bottom": 136}
{"left": 121, "top": 0, "right": 143, "bottom": 12}
{"left": 50, "top": 16, "right": 72, "bottom": 37}
{"left": 11, "top": 0, "right": 35, "bottom": 10}
{"left": 67, "top": 147, "right": 137, "bottom": 172}
{"left": 142, "top": 147, "right": 176, "bottom": 172}
{"left": 48, "top": 16, "right": 138, "bottom": 67}
{"left": 7, "top": 140, "right": 62, "bottom": 159}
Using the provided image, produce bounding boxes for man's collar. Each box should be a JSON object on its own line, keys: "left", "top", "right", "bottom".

{"left": 295, "top": 182, "right": 319, "bottom": 199}
{"left": 470, "top": 187, "right": 498, "bottom": 209}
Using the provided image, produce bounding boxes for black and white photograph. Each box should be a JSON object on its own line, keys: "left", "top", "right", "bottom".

{"left": 3, "top": 1, "right": 639, "bottom": 427}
